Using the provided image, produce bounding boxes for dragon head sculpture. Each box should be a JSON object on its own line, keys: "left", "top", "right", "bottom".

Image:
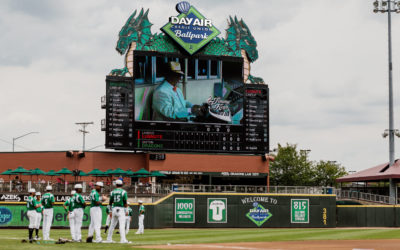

{"left": 226, "top": 16, "right": 258, "bottom": 62}
{"left": 116, "top": 8, "right": 153, "bottom": 55}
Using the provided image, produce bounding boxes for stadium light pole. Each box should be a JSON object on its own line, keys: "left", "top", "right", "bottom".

{"left": 373, "top": 0, "right": 400, "bottom": 204}
{"left": 12, "top": 131, "right": 39, "bottom": 152}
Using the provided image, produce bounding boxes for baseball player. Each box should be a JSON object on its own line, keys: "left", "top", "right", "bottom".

{"left": 125, "top": 203, "right": 133, "bottom": 236}
{"left": 104, "top": 179, "right": 130, "bottom": 243}
{"left": 87, "top": 182, "right": 104, "bottom": 243}
{"left": 136, "top": 200, "right": 145, "bottom": 235}
{"left": 41, "top": 185, "right": 55, "bottom": 240}
{"left": 70, "top": 184, "right": 86, "bottom": 242}
{"left": 63, "top": 190, "right": 76, "bottom": 241}
{"left": 104, "top": 204, "right": 111, "bottom": 233}
{"left": 27, "top": 188, "right": 39, "bottom": 243}
{"left": 34, "top": 192, "right": 43, "bottom": 240}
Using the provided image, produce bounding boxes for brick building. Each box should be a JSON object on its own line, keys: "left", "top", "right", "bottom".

{"left": 0, "top": 151, "right": 270, "bottom": 186}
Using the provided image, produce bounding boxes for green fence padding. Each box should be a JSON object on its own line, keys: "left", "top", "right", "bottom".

{"left": 0, "top": 193, "right": 337, "bottom": 228}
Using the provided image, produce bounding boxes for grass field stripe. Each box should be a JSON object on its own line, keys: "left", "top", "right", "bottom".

{"left": 172, "top": 244, "right": 272, "bottom": 249}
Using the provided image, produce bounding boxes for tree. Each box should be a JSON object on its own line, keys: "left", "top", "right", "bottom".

{"left": 269, "top": 143, "right": 314, "bottom": 186}
{"left": 312, "top": 160, "right": 347, "bottom": 187}
{"left": 269, "top": 144, "right": 347, "bottom": 187}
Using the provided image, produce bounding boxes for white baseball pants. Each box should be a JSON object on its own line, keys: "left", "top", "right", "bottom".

{"left": 138, "top": 214, "right": 144, "bottom": 234}
{"left": 27, "top": 210, "right": 37, "bottom": 229}
{"left": 107, "top": 207, "right": 127, "bottom": 243}
{"left": 125, "top": 216, "right": 131, "bottom": 235}
{"left": 68, "top": 211, "right": 75, "bottom": 240}
{"left": 35, "top": 212, "right": 42, "bottom": 229}
{"left": 70, "top": 208, "right": 83, "bottom": 241}
{"left": 88, "top": 206, "right": 102, "bottom": 242}
{"left": 106, "top": 214, "right": 111, "bottom": 226}
{"left": 42, "top": 208, "right": 53, "bottom": 240}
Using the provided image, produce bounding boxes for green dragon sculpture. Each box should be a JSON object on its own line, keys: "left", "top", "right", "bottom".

{"left": 109, "top": 9, "right": 264, "bottom": 84}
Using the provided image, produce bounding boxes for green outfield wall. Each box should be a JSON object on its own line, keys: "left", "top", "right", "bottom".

{"left": 0, "top": 193, "right": 336, "bottom": 228}
{"left": 336, "top": 205, "right": 400, "bottom": 227}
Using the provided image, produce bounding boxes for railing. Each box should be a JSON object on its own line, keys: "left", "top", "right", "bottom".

{"left": 335, "top": 189, "right": 400, "bottom": 204}
{"left": 0, "top": 181, "right": 335, "bottom": 196}
{"left": 161, "top": 184, "right": 335, "bottom": 195}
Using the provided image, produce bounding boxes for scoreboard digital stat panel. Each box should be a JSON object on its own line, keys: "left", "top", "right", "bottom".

{"left": 105, "top": 76, "right": 269, "bottom": 155}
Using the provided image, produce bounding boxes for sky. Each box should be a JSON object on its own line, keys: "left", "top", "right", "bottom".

{"left": 0, "top": 0, "right": 399, "bottom": 172}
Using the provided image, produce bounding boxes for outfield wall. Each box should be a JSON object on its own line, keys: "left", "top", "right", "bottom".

{"left": 0, "top": 193, "right": 336, "bottom": 229}
{"left": 336, "top": 205, "right": 400, "bottom": 227}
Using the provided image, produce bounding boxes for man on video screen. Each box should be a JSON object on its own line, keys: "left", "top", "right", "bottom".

{"left": 152, "top": 61, "right": 204, "bottom": 122}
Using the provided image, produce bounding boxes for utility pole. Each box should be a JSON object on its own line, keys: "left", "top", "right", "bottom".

{"left": 75, "top": 122, "right": 93, "bottom": 151}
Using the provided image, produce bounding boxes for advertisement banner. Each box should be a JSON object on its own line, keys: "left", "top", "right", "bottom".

{"left": 0, "top": 205, "right": 107, "bottom": 227}
{"left": 207, "top": 198, "right": 227, "bottom": 223}
{"left": 291, "top": 199, "right": 309, "bottom": 223}
{"left": 0, "top": 193, "right": 90, "bottom": 202}
{"left": 175, "top": 198, "right": 195, "bottom": 223}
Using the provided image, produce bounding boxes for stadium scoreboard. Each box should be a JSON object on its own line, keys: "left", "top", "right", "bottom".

{"left": 105, "top": 76, "right": 269, "bottom": 155}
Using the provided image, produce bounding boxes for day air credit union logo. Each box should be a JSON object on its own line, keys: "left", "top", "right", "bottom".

{"left": 161, "top": 1, "right": 221, "bottom": 55}
{"left": 246, "top": 202, "right": 272, "bottom": 227}
{"left": 0, "top": 207, "right": 12, "bottom": 225}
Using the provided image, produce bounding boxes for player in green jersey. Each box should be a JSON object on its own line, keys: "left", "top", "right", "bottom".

{"left": 64, "top": 190, "right": 76, "bottom": 241}
{"left": 63, "top": 190, "right": 76, "bottom": 213}
{"left": 70, "top": 184, "right": 86, "bottom": 242}
{"left": 136, "top": 200, "right": 145, "bottom": 235}
{"left": 27, "top": 188, "right": 40, "bottom": 243}
{"left": 104, "top": 179, "right": 130, "bottom": 244}
{"left": 125, "top": 202, "right": 133, "bottom": 235}
{"left": 34, "top": 192, "right": 43, "bottom": 240}
{"left": 87, "top": 182, "right": 104, "bottom": 243}
{"left": 41, "top": 185, "right": 55, "bottom": 240}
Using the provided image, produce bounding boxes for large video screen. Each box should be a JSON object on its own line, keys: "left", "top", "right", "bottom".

{"left": 105, "top": 51, "right": 269, "bottom": 155}
{"left": 133, "top": 52, "right": 244, "bottom": 125}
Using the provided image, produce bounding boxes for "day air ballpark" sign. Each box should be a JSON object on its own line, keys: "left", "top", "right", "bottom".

{"left": 161, "top": 1, "right": 221, "bottom": 55}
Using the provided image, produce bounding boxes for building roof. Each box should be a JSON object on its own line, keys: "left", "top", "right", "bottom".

{"left": 336, "top": 160, "right": 400, "bottom": 182}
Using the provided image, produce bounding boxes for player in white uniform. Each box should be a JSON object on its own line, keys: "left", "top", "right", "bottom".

{"left": 125, "top": 202, "right": 133, "bottom": 236}
{"left": 136, "top": 200, "right": 145, "bottom": 234}
{"left": 87, "top": 182, "right": 104, "bottom": 243}
{"left": 34, "top": 192, "right": 43, "bottom": 240}
{"left": 26, "top": 188, "right": 39, "bottom": 243}
{"left": 103, "top": 179, "right": 130, "bottom": 243}
{"left": 104, "top": 205, "right": 112, "bottom": 233}
{"left": 70, "top": 184, "right": 86, "bottom": 242}
{"left": 63, "top": 190, "right": 76, "bottom": 241}
{"left": 41, "top": 185, "right": 55, "bottom": 240}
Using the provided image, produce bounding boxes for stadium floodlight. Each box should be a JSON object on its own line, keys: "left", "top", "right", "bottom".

{"left": 373, "top": 0, "right": 400, "bottom": 204}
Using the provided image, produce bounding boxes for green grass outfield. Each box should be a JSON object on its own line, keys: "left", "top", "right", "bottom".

{"left": 1, "top": 228, "right": 400, "bottom": 249}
